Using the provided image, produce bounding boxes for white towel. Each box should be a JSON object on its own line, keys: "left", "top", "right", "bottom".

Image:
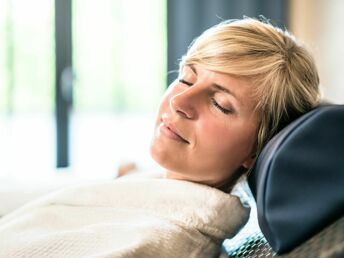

{"left": 0, "top": 178, "right": 249, "bottom": 258}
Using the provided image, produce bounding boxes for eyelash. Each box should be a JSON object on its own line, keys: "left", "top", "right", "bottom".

{"left": 178, "top": 78, "right": 233, "bottom": 115}
{"left": 178, "top": 78, "right": 193, "bottom": 86}
{"left": 211, "top": 98, "right": 233, "bottom": 114}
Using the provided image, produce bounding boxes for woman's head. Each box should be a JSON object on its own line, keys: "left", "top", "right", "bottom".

{"left": 150, "top": 17, "right": 320, "bottom": 189}
{"left": 181, "top": 17, "right": 321, "bottom": 156}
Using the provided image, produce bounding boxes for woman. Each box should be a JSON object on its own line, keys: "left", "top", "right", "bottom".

{"left": 149, "top": 17, "right": 320, "bottom": 191}
{"left": 0, "top": 17, "right": 320, "bottom": 258}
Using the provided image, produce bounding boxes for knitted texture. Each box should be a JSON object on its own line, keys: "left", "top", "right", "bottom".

{"left": 0, "top": 178, "right": 249, "bottom": 258}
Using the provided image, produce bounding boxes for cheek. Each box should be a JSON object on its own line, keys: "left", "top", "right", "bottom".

{"left": 199, "top": 119, "right": 255, "bottom": 158}
{"left": 156, "top": 85, "right": 179, "bottom": 118}
{"left": 201, "top": 121, "right": 225, "bottom": 146}
{"left": 199, "top": 119, "right": 230, "bottom": 146}
{"left": 155, "top": 93, "right": 170, "bottom": 125}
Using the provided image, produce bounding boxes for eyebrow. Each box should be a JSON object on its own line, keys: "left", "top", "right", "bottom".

{"left": 189, "top": 64, "right": 197, "bottom": 75}
{"left": 188, "top": 64, "right": 241, "bottom": 104}
{"left": 212, "top": 83, "right": 241, "bottom": 104}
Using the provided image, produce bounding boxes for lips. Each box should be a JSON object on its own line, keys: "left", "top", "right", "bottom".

{"left": 159, "top": 120, "right": 189, "bottom": 144}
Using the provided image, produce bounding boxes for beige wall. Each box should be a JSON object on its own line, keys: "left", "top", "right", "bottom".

{"left": 290, "top": 0, "right": 344, "bottom": 104}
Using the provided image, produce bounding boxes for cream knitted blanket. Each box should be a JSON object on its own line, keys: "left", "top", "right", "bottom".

{"left": 0, "top": 178, "right": 249, "bottom": 258}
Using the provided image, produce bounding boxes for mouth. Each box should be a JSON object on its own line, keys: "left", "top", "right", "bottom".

{"left": 159, "top": 121, "right": 189, "bottom": 144}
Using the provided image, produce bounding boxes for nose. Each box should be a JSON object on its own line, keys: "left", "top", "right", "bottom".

{"left": 169, "top": 87, "right": 198, "bottom": 119}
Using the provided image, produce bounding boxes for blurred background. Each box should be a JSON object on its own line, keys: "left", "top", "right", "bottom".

{"left": 0, "top": 0, "right": 343, "bottom": 183}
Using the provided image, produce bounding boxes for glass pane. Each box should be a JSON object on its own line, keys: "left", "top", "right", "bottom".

{"left": 0, "top": 0, "right": 55, "bottom": 176}
{"left": 72, "top": 0, "right": 166, "bottom": 175}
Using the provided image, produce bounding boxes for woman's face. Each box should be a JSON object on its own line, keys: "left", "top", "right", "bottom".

{"left": 150, "top": 65, "right": 259, "bottom": 187}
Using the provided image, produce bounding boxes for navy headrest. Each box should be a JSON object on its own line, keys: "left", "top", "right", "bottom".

{"left": 248, "top": 104, "right": 344, "bottom": 254}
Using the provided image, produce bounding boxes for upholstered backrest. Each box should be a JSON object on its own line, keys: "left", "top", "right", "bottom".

{"left": 248, "top": 105, "right": 344, "bottom": 254}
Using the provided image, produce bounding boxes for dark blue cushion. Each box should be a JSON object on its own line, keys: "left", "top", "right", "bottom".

{"left": 248, "top": 104, "right": 344, "bottom": 254}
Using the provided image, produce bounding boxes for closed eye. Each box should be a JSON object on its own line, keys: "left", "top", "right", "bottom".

{"left": 178, "top": 78, "right": 193, "bottom": 86}
{"left": 211, "top": 98, "right": 234, "bottom": 115}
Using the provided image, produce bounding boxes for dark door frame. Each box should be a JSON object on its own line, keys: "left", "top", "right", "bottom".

{"left": 55, "top": 0, "right": 73, "bottom": 167}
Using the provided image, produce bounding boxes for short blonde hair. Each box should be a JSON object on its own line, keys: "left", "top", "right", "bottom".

{"left": 180, "top": 18, "right": 321, "bottom": 156}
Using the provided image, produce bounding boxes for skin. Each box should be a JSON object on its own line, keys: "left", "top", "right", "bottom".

{"left": 150, "top": 64, "right": 259, "bottom": 188}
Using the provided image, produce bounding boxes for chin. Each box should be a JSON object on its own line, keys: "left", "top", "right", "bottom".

{"left": 150, "top": 143, "right": 168, "bottom": 167}
{"left": 150, "top": 145, "right": 172, "bottom": 170}
{"left": 150, "top": 144, "right": 186, "bottom": 174}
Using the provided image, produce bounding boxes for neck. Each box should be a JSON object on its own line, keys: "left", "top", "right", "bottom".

{"left": 164, "top": 170, "right": 234, "bottom": 193}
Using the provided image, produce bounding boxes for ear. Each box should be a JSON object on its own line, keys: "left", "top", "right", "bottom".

{"left": 242, "top": 155, "right": 257, "bottom": 169}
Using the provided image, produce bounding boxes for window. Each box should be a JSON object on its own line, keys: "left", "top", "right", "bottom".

{"left": 0, "top": 0, "right": 55, "bottom": 176}
{"left": 0, "top": 0, "right": 166, "bottom": 179}
{"left": 72, "top": 0, "right": 166, "bottom": 176}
